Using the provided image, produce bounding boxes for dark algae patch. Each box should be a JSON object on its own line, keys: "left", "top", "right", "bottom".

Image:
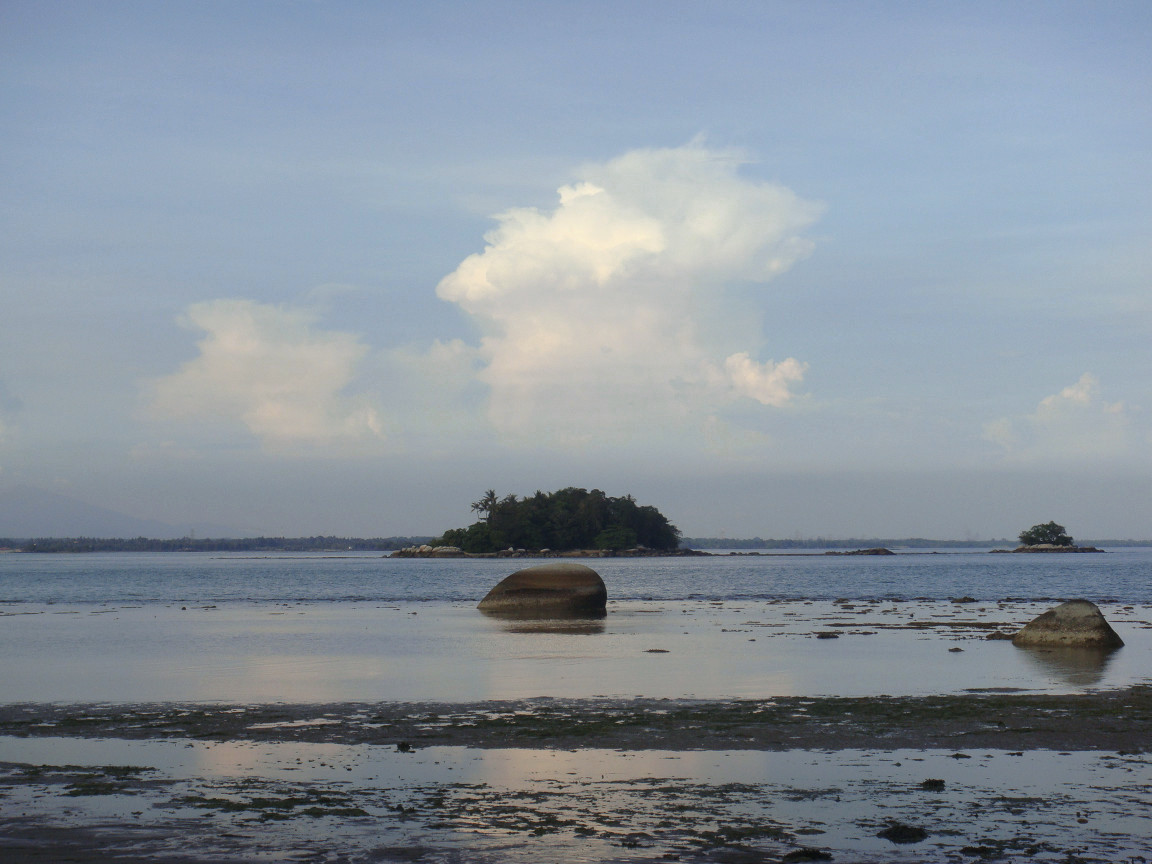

{"left": 877, "top": 821, "right": 929, "bottom": 843}
{"left": 4, "top": 685, "right": 1151, "bottom": 750}
{"left": 180, "top": 786, "right": 370, "bottom": 820}
{"left": 1, "top": 763, "right": 157, "bottom": 798}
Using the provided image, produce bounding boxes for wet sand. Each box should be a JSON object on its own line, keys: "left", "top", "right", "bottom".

{"left": 3, "top": 688, "right": 1152, "bottom": 863}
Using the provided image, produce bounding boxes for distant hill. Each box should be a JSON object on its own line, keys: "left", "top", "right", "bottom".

{"left": 0, "top": 485, "right": 207, "bottom": 539}
{"left": 9, "top": 536, "right": 436, "bottom": 553}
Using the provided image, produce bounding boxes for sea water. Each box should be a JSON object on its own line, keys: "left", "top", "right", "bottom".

{"left": 3, "top": 551, "right": 1152, "bottom": 862}
{"left": 2, "top": 546, "right": 1151, "bottom": 605}
{"left": 1, "top": 549, "right": 1150, "bottom": 702}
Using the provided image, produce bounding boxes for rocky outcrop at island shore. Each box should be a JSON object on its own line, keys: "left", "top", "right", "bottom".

{"left": 1012, "top": 599, "right": 1124, "bottom": 649}
{"left": 1009, "top": 544, "right": 1105, "bottom": 553}
{"left": 477, "top": 562, "right": 607, "bottom": 617}
{"left": 824, "top": 547, "right": 895, "bottom": 556}
{"left": 391, "top": 545, "right": 706, "bottom": 559}
{"left": 390, "top": 545, "right": 466, "bottom": 558}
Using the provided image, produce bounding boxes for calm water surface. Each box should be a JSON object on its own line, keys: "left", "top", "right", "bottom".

{"left": 2, "top": 549, "right": 1150, "bottom": 702}
{"left": 2, "top": 547, "right": 1150, "bottom": 604}
{"left": 3, "top": 551, "right": 1151, "bottom": 862}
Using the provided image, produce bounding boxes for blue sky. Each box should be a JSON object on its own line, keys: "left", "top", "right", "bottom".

{"left": 2, "top": 1, "right": 1150, "bottom": 539}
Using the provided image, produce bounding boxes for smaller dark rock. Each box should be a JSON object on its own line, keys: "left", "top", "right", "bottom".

{"left": 617, "top": 832, "right": 653, "bottom": 848}
{"left": 919, "top": 779, "right": 946, "bottom": 791}
{"left": 782, "top": 849, "right": 834, "bottom": 861}
{"left": 877, "top": 822, "right": 928, "bottom": 844}
{"left": 815, "top": 632, "right": 840, "bottom": 639}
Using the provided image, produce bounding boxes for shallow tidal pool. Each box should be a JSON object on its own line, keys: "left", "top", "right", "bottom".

{"left": 2, "top": 598, "right": 1150, "bottom": 702}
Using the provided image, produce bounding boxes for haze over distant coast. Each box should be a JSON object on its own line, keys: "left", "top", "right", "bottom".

{"left": 4, "top": 484, "right": 1150, "bottom": 550}
{"left": 0, "top": 485, "right": 231, "bottom": 540}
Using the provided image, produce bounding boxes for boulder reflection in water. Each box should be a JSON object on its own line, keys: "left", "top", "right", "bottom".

{"left": 1014, "top": 644, "right": 1117, "bottom": 687}
{"left": 479, "top": 609, "right": 607, "bottom": 634}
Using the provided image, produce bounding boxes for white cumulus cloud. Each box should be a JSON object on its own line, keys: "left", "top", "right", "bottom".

{"left": 722, "top": 353, "right": 809, "bottom": 407}
{"left": 983, "top": 373, "right": 1142, "bottom": 464}
{"left": 147, "top": 299, "right": 383, "bottom": 448}
{"left": 435, "top": 143, "right": 821, "bottom": 443}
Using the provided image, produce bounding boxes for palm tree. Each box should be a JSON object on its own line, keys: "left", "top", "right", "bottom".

{"left": 471, "top": 489, "right": 499, "bottom": 522}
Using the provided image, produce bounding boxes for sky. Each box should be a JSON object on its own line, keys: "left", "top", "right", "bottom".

{"left": 2, "top": 1, "right": 1150, "bottom": 540}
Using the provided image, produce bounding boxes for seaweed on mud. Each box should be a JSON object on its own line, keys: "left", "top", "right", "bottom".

{"left": 783, "top": 787, "right": 842, "bottom": 802}
{"left": 54, "top": 716, "right": 108, "bottom": 729}
{"left": 179, "top": 786, "right": 369, "bottom": 820}
{"left": 6, "top": 685, "right": 1152, "bottom": 751}
{"left": 97, "top": 764, "right": 149, "bottom": 777}
{"left": 992, "top": 794, "right": 1051, "bottom": 815}
{"left": 60, "top": 765, "right": 152, "bottom": 796}
{"left": 695, "top": 822, "right": 793, "bottom": 845}
{"left": 65, "top": 779, "right": 134, "bottom": 796}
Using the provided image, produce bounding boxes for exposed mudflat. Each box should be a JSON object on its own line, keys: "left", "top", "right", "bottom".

{"left": 3, "top": 726, "right": 1151, "bottom": 863}
{"left": 2, "top": 686, "right": 1152, "bottom": 752}
{"left": 4, "top": 690, "right": 1152, "bottom": 861}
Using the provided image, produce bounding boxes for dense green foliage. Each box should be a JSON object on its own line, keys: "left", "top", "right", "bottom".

{"left": 1018, "top": 521, "right": 1074, "bottom": 547}
{"left": 1, "top": 536, "right": 433, "bottom": 553}
{"left": 436, "top": 487, "right": 680, "bottom": 553}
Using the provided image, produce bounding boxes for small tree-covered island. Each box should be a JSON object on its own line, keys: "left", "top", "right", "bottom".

{"left": 404, "top": 488, "right": 684, "bottom": 557}
{"left": 1009, "top": 521, "right": 1104, "bottom": 553}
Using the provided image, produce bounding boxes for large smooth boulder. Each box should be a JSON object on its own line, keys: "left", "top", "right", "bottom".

{"left": 477, "top": 563, "right": 607, "bottom": 617}
{"left": 1012, "top": 600, "right": 1124, "bottom": 649}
